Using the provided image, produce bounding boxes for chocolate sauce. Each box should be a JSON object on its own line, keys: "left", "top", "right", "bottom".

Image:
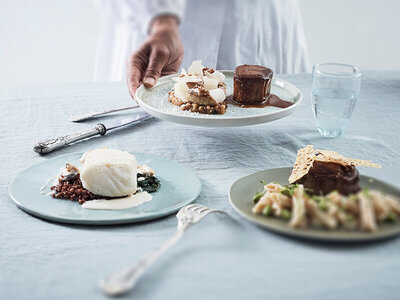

{"left": 226, "top": 94, "right": 293, "bottom": 109}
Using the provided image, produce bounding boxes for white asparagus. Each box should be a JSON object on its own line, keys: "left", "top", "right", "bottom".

{"left": 289, "top": 186, "right": 306, "bottom": 228}
{"left": 337, "top": 210, "right": 358, "bottom": 229}
{"left": 253, "top": 183, "right": 286, "bottom": 215}
{"left": 326, "top": 191, "right": 342, "bottom": 205}
{"left": 327, "top": 202, "right": 339, "bottom": 219}
{"left": 252, "top": 181, "right": 400, "bottom": 232}
{"left": 252, "top": 191, "right": 271, "bottom": 214}
{"left": 271, "top": 193, "right": 292, "bottom": 209}
{"left": 264, "top": 183, "right": 284, "bottom": 193}
{"left": 383, "top": 194, "right": 400, "bottom": 214}
{"left": 272, "top": 201, "right": 282, "bottom": 217}
{"left": 326, "top": 191, "right": 358, "bottom": 214}
{"left": 358, "top": 192, "right": 377, "bottom": 232}
{"left": 306, "top": 200, "right": 338, "bottom": 230}
{"left": 342, "top": 198, "right": 359, "bottom": 216}
{"left": 370, "top": 190, "right": 391, "bottom": 221}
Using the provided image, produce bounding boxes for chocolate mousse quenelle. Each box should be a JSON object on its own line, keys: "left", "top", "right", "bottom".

{"left": 228, "top": 64, "right": 294, "bottom": 109}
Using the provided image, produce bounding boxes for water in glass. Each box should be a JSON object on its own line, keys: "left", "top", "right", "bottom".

{"left": 312, "top": 88, "right": 358, "bottom": 137}
{"left": 311, "top": 63, "right": 361, "bottom": 138}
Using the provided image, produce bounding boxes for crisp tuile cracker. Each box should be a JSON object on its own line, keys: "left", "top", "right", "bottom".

{"left": 288, "top": 145, "right": 381, "bottom": 184}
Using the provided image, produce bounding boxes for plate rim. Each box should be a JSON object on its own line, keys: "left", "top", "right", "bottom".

{"left": 8, "top": 152, "right": 202, "bottom": 225}
{"left": 228, "top": 167, "right": 400, "bottom": 242}
{"left": 135, "top": 70, "right": 303, "bottom": 127}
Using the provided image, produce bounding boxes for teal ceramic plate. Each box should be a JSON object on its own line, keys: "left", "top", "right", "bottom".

{"left": 136, "top": 71, "right": 302, "bottom": 127}
{"left": 229, "top": 167, "right": 400, "bottom": 242}
{"left": 9, "top": 152, "right": 202, "bottom": 225}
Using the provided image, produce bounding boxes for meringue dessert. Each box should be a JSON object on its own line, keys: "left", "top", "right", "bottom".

{"left": 168, "top": 60, "right": 227, "bottom": 114}
{"left": 49, "top": 148, "right": 160, "bottom": 210}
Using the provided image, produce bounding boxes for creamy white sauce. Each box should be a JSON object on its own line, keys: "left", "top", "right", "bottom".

{"left": 81, "top": 191, "right": 153, "bottom": 210}
{"left": 40, "top": 177, "right": 54, "bottom": 194}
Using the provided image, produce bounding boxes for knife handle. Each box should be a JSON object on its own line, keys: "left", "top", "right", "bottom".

{"left": 33, "top": 124, "right": 106, "bottom": 154}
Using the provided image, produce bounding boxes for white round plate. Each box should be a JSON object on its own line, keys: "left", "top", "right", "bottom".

{"left": 229, "top": 167, "right": 400, "bottom": 242}
{"left": 8, "top": 152, "right": 202, "bottom": 225}
{"left": 135, "top": 71, "right": 302, "bottom": 127}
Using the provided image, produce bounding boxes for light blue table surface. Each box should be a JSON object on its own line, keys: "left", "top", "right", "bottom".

{"left": 1, "top": 72, "right": 400, "bottom": 300}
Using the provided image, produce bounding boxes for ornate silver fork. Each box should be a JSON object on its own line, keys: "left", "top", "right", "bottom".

{"left": 99, "top": 204, "right": 225, "bottom": 296}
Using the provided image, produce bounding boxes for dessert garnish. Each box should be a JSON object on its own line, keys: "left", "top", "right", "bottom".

{"left": 251, "top": 145, "right": 400, "bottom": 232}
{"left": 227, "top": 64, "right": 293, "bottom": 109}
{"left": 168, "top": 60, "right": 227, "bottom": 114}
{"left": 47, "top": 148, "right": 160, "bottom": 210}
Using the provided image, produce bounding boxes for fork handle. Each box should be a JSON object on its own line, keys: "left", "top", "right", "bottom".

{"left": 100, "top": 229, "right": 185, "bottom": 296}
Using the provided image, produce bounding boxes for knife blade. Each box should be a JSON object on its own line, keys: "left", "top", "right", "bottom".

{"left": 34, "top": 113, "right": 153, "bottom": 154}
{"left": 69, "top": 105, "right": 140, "bottom": 122}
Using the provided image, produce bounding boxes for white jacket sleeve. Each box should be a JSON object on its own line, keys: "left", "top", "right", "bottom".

{"left": 94, "top": 0, "right": 186, "bottom": 33}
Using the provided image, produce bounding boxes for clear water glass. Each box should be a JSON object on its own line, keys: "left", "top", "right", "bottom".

{"left": 311, "top": 63, "right": 361, "bottom": 137}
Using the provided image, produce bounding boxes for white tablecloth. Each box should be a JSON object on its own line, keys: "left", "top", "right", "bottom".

{"left": 1, "top": 71, "right": 400, "bottom": 299}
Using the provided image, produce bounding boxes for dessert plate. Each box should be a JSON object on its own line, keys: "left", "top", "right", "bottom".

{"left": 229, "top": 167, "right": 400, "bottom": 242}
{"left": 9, "top": 152, "right": 202, "bottom": 225}
{"left": 135, "top": 71, "right": 302, "bottom": 127}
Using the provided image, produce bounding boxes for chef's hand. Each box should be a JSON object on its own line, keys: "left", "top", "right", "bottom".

{"left": 127, "top": 15, "right": 184, "bottom": 99}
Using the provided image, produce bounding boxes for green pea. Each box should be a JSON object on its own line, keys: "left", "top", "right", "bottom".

{"left": 318, "top": 201, "right": 328, "bottom": 211}
{"left": 346, "top": 213, "right": 355, "bottom": 222}
{"left": 362, "top": 188, "right": 370, "bottom": 197}
{"left": 386, "top": 212, "right": 397, "bottom": 222}
{"left": 281, "top": 209, "right": 291, "bottom": 220}
{"left": 312, "top": 196, "right": 323, "bottom": 203}
{"left": 262, "top": 205, "right": 273, "bottom": 216}
{"left": 348, "top": 194, "right": 358, "bottom": 202}
{"left": 253, "top": 192, "right": 264, "bottom": 203}
{"left": 280, "top": 188, "right": 293, "bottom": 197}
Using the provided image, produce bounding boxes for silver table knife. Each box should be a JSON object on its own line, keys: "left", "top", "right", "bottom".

{"left": 69, "top": 105, "right": 140, "bottom": 122}
{"left": 34, "top": 113, "right": 153, "bottom": 154}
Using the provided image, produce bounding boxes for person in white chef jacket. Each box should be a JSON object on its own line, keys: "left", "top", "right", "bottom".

{"left": 94, "top": 0, "right": 310, "bottom": 99}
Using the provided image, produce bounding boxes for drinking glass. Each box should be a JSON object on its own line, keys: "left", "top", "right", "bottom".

{"left": 311, "top": 63, "right": 361, "bottom": 137}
